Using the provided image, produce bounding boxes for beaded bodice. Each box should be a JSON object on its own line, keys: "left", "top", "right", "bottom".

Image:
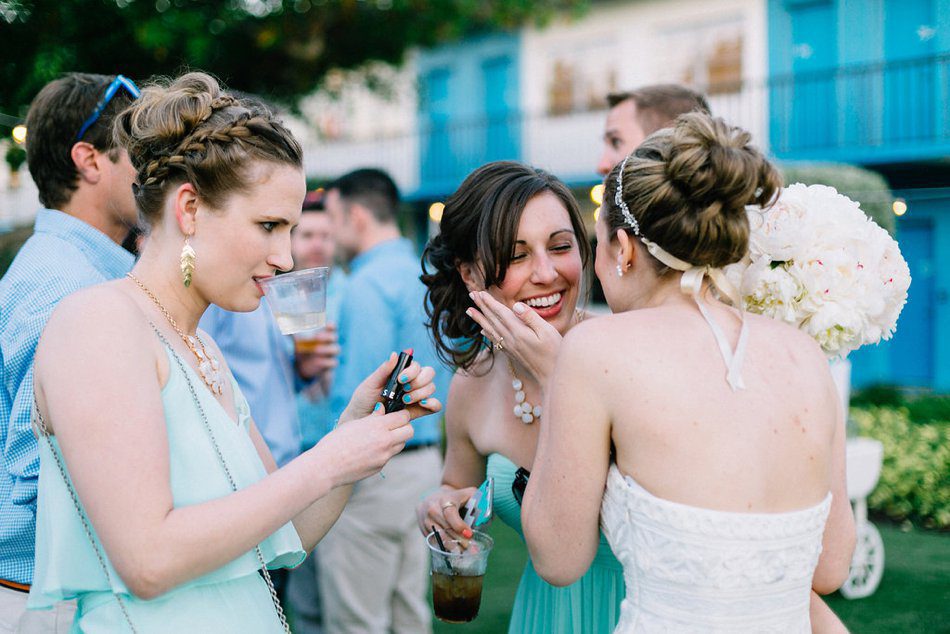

{"left": 601, "top": 464, "right": 831, "bottom": 633}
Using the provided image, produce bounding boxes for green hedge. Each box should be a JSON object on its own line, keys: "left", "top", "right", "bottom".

{"left": 852, "top": 387, "right": 950, "bottom": 425}
{"left": 852, "top": 406, "right": 950, "bottom": 529}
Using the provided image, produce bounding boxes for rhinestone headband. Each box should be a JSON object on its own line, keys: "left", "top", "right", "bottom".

{"left": 614, "top": 154, "right": 640, "bottom": 235}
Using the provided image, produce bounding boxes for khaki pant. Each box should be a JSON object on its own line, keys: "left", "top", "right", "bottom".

{"left": 0, "top": 587, "right": 75, "bottom": 634}
{"left": 317, "top": 447, "right": 441, "bottom": 634}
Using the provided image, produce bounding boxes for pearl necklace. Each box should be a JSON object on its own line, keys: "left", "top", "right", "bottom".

{"left": 507, "top": 358, "right": 541, "bottom": 424}
{"left": 126, "top": 273, "right": 225, "bottom": 395}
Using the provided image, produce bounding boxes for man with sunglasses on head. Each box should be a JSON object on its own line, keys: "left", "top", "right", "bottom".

{"left": 0, "top": 73, "right": 139, "bottom": 633}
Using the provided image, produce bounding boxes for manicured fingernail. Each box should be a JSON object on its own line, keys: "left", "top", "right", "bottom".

{"left": 513, "top": 302, "right": 527, "bottom": 314}
{"left": 399, "top": 374, "right": 409, "bottom": 383}
{"left": 373, "top": 402, "right": 382, "bottom": 412}
{"left": 402, "top": 393, "right": 412, "bottom": 404}
{"left": 420, "top": 398, "right": 428, "bottom": 405}
{"left": 463, "top": 528, "right": 473, "bottom": 538}
{"left": 469, "top": 292, "right": 476, "bottom": 300}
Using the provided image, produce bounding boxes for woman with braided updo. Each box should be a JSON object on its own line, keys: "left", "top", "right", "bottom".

{"left": 27, "top": 72, "right": 442, "bottom": 632}
{"left": 414, "top": 161, "right": 625, "bottom": 633}
{"left": 473, "top": 114, "right": 855, "bottom": 632}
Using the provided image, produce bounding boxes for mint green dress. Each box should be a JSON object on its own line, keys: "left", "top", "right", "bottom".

{"left": 487, "top": 453, "right": 624, "bottom": 634}
{"left": 28, "top": 346, "right": 306, "bottom": 633}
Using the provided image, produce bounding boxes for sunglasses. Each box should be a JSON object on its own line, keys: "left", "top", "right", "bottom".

{"left": 76, "top": 75, "right": 141, "bottom": 141}
{"left": 512, "top": 467, "right": 530, "bottom": 506}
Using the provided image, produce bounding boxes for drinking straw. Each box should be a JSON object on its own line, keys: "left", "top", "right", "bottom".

{"left": 430, "top": 525, "right": 456, "bottom": 574}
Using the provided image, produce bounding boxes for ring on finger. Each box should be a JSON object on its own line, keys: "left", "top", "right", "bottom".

{"left": 441, "top": 501, "right": 456, "bottom": 510}
{"left": 492, "top": 337, "right": 505, "bottom": 351}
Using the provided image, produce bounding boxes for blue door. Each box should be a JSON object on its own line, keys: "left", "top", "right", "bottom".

{"left": 883, "top": 0, "right": 936, "bottom": 146}
{"left": 482, "top": 55, "right": 520, "bottom": 165}
{"left": 786, "top": 1, "right": 838, "bottom": 152}
{"left": 890, "top": 219, "right": 936, "bottom": 386}
{"left": 421, "top": 68, "right": 454, "bottom": 189}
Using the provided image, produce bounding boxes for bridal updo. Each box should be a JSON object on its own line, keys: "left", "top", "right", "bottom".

{"left": 421, "top": 161, "right": 591, "bottom": 370}
{"left": 602, "top": 113, "right": 780, "bottom": 270}
{"left": 114, "top": 72, "right": 302, "bottom": 225}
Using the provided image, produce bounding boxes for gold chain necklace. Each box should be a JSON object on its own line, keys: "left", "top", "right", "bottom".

{"left": 126, "top": 273, "right": 224, "bottom": 395}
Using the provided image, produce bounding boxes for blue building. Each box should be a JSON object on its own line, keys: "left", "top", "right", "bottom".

{"left": 410, "top": 1, "right": 948, "bottom": 391}
{"left": 768, "top": 0, "right": 950, "bottom": 390}
{"left": 416, "top": 33, "right": 521, "bottom": 199}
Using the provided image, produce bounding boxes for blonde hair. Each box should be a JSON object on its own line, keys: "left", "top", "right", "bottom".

{"left": 603, "top": 113, "right": 781, "bottom": 270}
{"left": 114, "top": 72, "right": 302, "bottom": 225}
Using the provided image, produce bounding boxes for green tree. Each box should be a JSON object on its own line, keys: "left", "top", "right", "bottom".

{"left": 0, "top": 0, "right": 586, "bottom": 120}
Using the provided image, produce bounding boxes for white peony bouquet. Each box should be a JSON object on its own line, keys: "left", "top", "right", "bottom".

{"left": 725, "top": 183, "right": 911, "bottom": 358}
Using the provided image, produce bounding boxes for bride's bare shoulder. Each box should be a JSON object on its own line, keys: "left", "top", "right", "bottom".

{"left": 746, "top": 312, "right": 828, "bottom": 364}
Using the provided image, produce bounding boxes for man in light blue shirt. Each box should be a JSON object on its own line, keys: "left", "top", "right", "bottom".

{"left": 0, "top": 73, "right": 139, "bottom": 631}
{"left": 290, "top": 190, "right": 348, "bottom": 453}
{"left": 317, "top": 169, "right": 450, "bottom": 634}
{"left": 284, "top": 190, "right": 347, "bottom": 634}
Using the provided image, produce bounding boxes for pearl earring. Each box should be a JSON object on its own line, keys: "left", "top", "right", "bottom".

{"left": 616, "top": 264, "right": 624, "bottom": 278}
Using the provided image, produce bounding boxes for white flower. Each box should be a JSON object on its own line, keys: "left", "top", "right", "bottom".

{"left": 729, "top": 184, "right": 911, "bottom": 357}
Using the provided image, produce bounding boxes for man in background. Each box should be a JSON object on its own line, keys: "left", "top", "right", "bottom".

{"left": 317, "top": 168, "right": 450, "bottom": 634}
{"left": 0, "top": 73, "right": 139, "bottom": 632}
{"left": 596, "top": 83, "right": 710, "bottom": 175}
{"left": 285, "top": 190, "right": 346, "bottom": 634}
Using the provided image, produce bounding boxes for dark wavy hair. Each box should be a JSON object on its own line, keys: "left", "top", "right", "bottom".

{"left": 421, "top": 161, "right": 591, "bottom": 370}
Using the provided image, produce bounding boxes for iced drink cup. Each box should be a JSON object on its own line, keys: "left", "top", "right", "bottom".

{"left": 258, "top": 267, "right": 329, "bottom": 335}
{"left": 426, "top": 530, "right": 493, "bottom": 623}
{"left": 293, "top": 328, "right": 325, "bottom": 354}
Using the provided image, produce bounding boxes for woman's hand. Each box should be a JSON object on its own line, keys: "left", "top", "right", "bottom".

{"left": 313, "top": 408, "right": 415, "bottom": 487}
{"left": 340, "top": 353, "right": 443, "bottom": 424}
{"left": 417, "top": 485, "right": 476, "bottom": 543}
{"left": 467, "top": 290, "right": 563, "bottom": 385}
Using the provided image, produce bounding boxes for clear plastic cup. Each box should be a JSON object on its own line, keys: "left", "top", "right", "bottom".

{"left": 258, "top": 267, "right": 329, "bottom": 335}
{"left": 426, "top": 529, "right": 494, "bottom": 623}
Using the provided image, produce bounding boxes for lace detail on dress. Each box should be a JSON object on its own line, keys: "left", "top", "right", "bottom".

{"left": 601, "top": 465, "right": 831, "bottom": 633}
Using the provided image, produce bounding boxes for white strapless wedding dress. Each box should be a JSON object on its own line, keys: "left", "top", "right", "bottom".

{"left": 601, "top": 465, "right": 832, "bottom": 633}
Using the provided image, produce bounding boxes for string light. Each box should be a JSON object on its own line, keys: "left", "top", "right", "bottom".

{"left": 11, "top": 125, "right": 26, "bottom": 144}
{"left": 892, "top": 199, "right": 907, "bottom": 216}
{"left": 590, "top": 184, "right": 604, "bottom": 205}
{"left": 428, "top": 201, "right": 444, "bottom": 223}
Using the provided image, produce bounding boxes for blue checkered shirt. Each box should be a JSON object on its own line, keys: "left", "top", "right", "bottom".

{"left": 0, "top": 209, "right": 134, "bottom": 584}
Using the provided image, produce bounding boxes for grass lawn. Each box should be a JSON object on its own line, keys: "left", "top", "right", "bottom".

{"left": 433, "top": 520, "right": 949, "bottom": 633}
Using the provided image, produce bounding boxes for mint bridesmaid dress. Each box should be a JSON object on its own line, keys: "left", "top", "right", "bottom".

{"left": 29, "top": 345, "right": 306, "bottom": 633}
{"left": 487, "top": 453, "right": 625, "bottom": 634}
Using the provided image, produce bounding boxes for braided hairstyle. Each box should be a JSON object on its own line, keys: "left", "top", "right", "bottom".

{"left": 421, "top": 161, "right": 591, "bottom": 371}
{"left": 114, "top": 72, "right": 302, "bottom": 225}
{"left": 603, "top": 113, "right": 781, "bottom": 271}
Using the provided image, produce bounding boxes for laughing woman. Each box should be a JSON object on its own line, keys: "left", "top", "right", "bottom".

{"left": 416, "top": 161, "right": 624, "bottom": 633}
{"left": 27, "top": 72, "right": 441, "bottom": 633}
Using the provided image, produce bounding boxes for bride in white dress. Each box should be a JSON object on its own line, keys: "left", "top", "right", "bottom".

{"left": 496, "top": 114, "right": 855, "bottom": 632}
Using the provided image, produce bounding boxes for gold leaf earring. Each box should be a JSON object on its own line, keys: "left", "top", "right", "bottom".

{"left": 180, "top": 238, "right": 196, "bottom": 288}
